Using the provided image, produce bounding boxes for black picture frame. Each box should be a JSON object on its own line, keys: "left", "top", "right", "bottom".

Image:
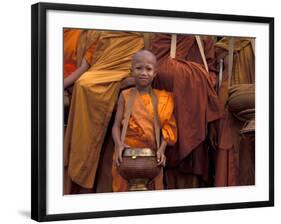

{"left": 31, "top": 2, "right": 274, "bottom": 222}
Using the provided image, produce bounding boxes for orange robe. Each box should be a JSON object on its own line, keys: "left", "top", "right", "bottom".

{"left": 64, "top": 32, "right": 144, "bottom": 193}
{"left": 63, "top": 29, "right": 82, "bottom": 78}
{"left": 112, "top": 88, "right": 177, "bottom": 192}
{"left": 215, "top": 38, "right": 255, "bottom": 186}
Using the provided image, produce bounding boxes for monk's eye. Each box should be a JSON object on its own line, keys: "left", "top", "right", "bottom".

{"left": 146, "top": 67, "right": 152, "bottom": 71}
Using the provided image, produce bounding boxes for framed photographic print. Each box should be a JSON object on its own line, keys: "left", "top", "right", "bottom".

{"left": 31, "top": 2, "right": 274, "bottom": 222}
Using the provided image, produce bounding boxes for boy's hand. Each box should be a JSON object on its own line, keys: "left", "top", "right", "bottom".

{"left": 156, "top": 148, "right": 166, "bottom": 167}
{"left": 115, "top": 143, "right": 129, "bottom": 166}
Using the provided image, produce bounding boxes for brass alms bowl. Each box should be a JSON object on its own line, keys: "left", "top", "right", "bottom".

{"left": 228, "top": 84, "right": 255, "bottom": 115}
{"left": 118, "top": 148, "right": 161, "bottom": 191}
{"left": 228, "top": 84, "right": 255, "bottom": 135}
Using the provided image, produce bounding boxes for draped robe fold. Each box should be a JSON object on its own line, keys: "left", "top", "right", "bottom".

{"left": 150, "top": 34, "right": 222, "bottom": 188}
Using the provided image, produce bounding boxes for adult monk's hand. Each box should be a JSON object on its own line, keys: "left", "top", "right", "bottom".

{"left": 120, "top": 77, "right": 135, "bottom": 90}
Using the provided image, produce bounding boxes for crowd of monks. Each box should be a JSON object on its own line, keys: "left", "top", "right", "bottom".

{"left": 63, "top": 29, "right": 255, "bottom": 194}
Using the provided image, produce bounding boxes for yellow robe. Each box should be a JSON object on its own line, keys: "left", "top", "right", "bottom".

{"left": 112, "top": 88, "right": 177, "bottom": 192}
{"left": 64, "top": 32, "right": 144, "bottom": 190}
{"left": 215, "top": 38, "right": 255, "bottom": 106}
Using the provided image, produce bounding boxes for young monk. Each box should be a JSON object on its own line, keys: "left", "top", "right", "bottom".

{"left": 111, "top": 50, "right": 177, "bottom": 191}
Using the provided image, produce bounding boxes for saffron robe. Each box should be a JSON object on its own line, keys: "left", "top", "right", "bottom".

{"left": 64, "top": 32, "right": 145, "bottom": 192}
{"left": 150, "top": 34, "right": 222, "bottom": 188}
{"left": 112, "top": 88, "right": 177, "bottom": 192}
{"left": 215, "top": 38, "right": 255, "bottom": 186}
{"left": 64, "top": 29, "right": 82, "bottom": 78}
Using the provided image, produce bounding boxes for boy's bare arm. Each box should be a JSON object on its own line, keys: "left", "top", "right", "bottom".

{"left": 64, "top": 58, "right": 90, "bottom": 89}
{"left": 112, "top": 94, "right": 126, "bottom": 166}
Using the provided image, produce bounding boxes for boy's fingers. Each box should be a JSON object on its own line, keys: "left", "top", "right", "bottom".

{"left": 156, "top": 151, "right": 161, "bottom": 162}
{"left": 115, "top": 157, "right": 120, "bottom": 167}
{"left": 115, "top": 149, "right": 123, "bottom": 166}
{"left": 157, "top": 154, "right": 162, "bottom": 165}
{"left": 157, "top": 154, "right": 166, "bottom": 166}
{"left": 118, "top": 151, "right": 123, "bottom": 163}
{"left": 123, "top": 144, "right": 130, "bottom": 148}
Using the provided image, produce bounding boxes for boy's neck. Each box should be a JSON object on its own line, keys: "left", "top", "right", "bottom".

{"left": 136, "top": 85, "right": 152, "bottom": 94}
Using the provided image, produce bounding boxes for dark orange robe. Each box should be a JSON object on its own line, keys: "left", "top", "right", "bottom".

{"left": 112, "top": 88, "right": 177, "bottom": 192}
{"left": 63, "top": 29, "right": 83, "bottom": 78}
{"left": 150, "top": 34, "right": 222, "bottom": 189}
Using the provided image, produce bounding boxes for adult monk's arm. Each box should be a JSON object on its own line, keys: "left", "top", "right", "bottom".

{"left": 120, "top": 76, "right": 135, "bottom": 90}
{"left": 112, "top": 94, "right": 126, "bottom": 166}
{"left": 64, "top": 57, "right": 90, "bottom": 89}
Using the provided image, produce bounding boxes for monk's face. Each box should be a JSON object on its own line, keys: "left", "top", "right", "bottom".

{"left": 132, "top": 52, "right": 157, "bottom": 88}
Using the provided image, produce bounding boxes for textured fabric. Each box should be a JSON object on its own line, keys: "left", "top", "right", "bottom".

{"left": 112, "top": 88, "right": 177, "bottom": 192}
{"left": 64, "top": 32, "right": 144, "bottom": 190}
{"left": 150, "top": 34, "right": 222, "bottom": 188}
{"left": 63, "top": 29, "right": 83, "bottom": 78}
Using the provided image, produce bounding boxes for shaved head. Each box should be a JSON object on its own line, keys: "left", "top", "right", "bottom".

{"left": 132, "top": 50, "right": 157, "bottom": 66}
{"left": 131, "top": 50, "right": 157, "bottom": 89}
